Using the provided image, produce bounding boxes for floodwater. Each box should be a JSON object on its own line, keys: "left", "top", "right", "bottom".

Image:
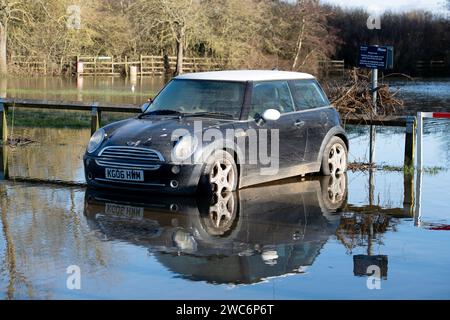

{"left": 0, "top": 76, "right": 450, "bottom": 299}
{"left": 0, "top": 76, "right": 164, "bottom": 105}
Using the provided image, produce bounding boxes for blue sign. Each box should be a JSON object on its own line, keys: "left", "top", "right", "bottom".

{"left": 358, "top": 45, "right": 394, "bottom": 70}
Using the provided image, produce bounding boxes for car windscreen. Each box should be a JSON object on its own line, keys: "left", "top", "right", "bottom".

{"left": 149, "top": 79, "right": 246, "bottom": 119}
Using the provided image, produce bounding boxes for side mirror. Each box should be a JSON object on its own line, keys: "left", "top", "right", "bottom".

{"left": 261, "top": 109, "right": 281, "bottom": 121}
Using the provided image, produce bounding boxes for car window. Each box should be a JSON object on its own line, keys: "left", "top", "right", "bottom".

{"left": 249, "top": 81, "right": 294, "bottom": 118}
{"left": 150, "top": 79, "right": 246, "bottom": 119}
{"left": 289, "top": 80, "right": 329, "bottom": 110}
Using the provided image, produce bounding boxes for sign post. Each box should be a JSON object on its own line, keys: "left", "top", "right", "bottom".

{"left": 370, "top": 68, "right": 378, "bottom": 164}
{"left": 358, "top": 45, "right": 394, "bottom": 164}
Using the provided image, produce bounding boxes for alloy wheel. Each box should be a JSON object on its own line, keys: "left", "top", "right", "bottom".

{"left": 328, "top": 143, "right": 347, "bottom": 176}
{"left": 209, "top": 159, "right": 236, "bottom": 193}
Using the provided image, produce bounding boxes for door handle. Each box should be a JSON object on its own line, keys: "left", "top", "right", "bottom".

{"left": 294, "top": 120, "right": 305, "bottom": 127}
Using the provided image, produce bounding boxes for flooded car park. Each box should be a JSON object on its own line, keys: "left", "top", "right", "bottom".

{"left": 1, "top": 119, "right": 450, "bottom": 298}
{"left": 1, "top": 78, "right": 450, "bottom": 299}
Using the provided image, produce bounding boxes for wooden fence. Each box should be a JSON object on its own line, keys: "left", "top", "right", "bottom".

{"left": 0, "top": 98, "right": 420, "bottom": 217}
{"left": 0, "top": 98, "right": 417, "bottom": 180}
{"left": 76, "top": 55, "right": 226, "bottom": 76}
{"left": 416, "top": 60, "right": 448, "bottom": 75}
{"left": 318, "top": 60, "right": 345, "bottom": 77}
{"left": 10, "top": 55, "right": 48, "bottom": 74}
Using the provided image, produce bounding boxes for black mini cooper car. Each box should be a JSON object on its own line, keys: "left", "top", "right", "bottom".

{"left": 84, "top": 70, "right": 348, "bottom": 194}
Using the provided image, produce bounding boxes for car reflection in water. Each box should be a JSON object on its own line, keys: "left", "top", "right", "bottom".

{"left": 84, "top": 174, "right": 348, "bottom": 285}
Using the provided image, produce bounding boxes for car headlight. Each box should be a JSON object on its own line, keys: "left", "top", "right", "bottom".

{"left": 87, "top": 128, "right": 105, "bottom": 154}
{"left": 172, "top": 135, "right": 198, "bottom": 162}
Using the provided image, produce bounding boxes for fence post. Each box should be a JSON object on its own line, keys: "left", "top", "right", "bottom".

{"left": 0, "top": 102, "right": 7, "bottom": 144}
{"left": 0, "top": 102, "right": 8, "bottom": 180}
{"left": 414, "top": 159, "right": 423, "bottom": 227}
{"left": 404, "top": 116, "right": 416, "bottom": 168}
{"left": 416, "top": 112, "right": 423, "bottom": 172}
{"left": 91, "top": 103, "right": 101, "bottom": 135}
{"left": 111, "top": 56, "right": 114, "bottom": 75}
{"left": 413, "top": 112, "right": 424, "bottom": 227}
{"left": 369, "top": 126, "right": 376, "bottom": 164}
{"left": 1, "top": 143, "right": 8, "bottom": 180}
{"left": 151, "top": 56, "right": 154, "bottom": 76}
{"left": 403, "top": 168, "right": 415, "bottom": 217}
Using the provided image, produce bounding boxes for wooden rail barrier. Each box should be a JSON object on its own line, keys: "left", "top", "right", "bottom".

{"left": 0, "top": 99, "right": 422, "bottom": 220}
{"left": 318, "top": 60, "right": 345, "bottom": 77}
{"left": 10, "top": 55, "right": 48, "bottom": 74}
{"left": 416, "top": 60, "right": 448, "bottom": 74}
{"left": 0, "top": 98, "right": 140, "bottom": 137}
{"left": 343, "top": 115, "right": 416, "bottom": 168}
{"left": 0, "top": 99, "right": 416, "bottom": 180}
{"left": 76, "top": 55, "right": 226, "bottom": 76}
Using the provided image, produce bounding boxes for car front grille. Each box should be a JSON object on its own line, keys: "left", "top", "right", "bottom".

{"left": 96, "top": 146, "right": 164, "bottom": 170}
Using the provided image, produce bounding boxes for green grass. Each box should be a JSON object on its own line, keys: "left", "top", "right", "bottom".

{"left": 379, "top": 164, "right": 446, "bottom": 175}
{"left": 6, "top": 108, "right": 136, "bottom": 128}
{"left": 349, "top": 162, "right": 447, "bottom": 175}
{"left": 5, "top": 88, "right": 156, "bottom": 98}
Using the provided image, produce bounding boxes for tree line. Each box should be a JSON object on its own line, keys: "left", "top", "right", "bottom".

{"left": 1, "top": 0, "right": 449, "bottom": 76}
{"left": 326, "top": 5, "right": 450, "bottom": 75}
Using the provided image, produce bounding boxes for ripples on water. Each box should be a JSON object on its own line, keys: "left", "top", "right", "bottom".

{"left": 388, "top": 78, "right": 450, "bottom": 113}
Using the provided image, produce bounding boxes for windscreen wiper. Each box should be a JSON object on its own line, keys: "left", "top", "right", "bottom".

{"left": 183, "top": 111, "right": 234, "bottom": 119}
{"left": 139, "top": 109, "right": 183, "bottom": 118}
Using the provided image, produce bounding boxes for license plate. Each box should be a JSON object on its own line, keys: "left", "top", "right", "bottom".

{"left": 105, "top": 203, "right": 144, "bottom": 219}
{"left": 105, "top": 168, "right": 144, "bottom": 182}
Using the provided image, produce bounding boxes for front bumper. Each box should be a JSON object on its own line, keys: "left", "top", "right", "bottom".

{"left": 83, "top": 155, "right": 203, "bottom": 194}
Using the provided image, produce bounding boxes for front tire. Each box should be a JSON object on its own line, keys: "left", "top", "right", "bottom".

{"left": 199, "top": 150, "right": 238, "bottom": 194}
{"left": 321, "top": 136, "right": 348, "bottom": 176}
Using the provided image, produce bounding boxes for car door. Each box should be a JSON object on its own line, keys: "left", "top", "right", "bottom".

{"left": 243, "top": 80, "right": 306, "bottom": 181}
{"left": 288, "top": 79, "right": 332, "bottom": 163}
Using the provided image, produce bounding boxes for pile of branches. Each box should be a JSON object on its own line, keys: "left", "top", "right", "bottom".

{"left": 347, "top": 162, "right": 376, "bottom": 172}
{"left": 323, "top": 69, "right": 405, "bottom": 118}
{"left": 6, "top": 135, "right": 37, "bottom": 147}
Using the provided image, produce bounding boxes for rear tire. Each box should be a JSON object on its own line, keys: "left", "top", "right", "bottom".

{"left": 199, "top": 150, "right": 238, "bottom": 195}
{"left": 321, "top": 136, "right": 348, "bottom": 176}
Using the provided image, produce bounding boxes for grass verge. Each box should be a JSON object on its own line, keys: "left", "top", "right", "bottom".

{"left": 349, "top": 162, "right": 447, "bottom": 175}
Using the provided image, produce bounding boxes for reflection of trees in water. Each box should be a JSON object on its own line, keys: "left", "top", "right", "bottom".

{"left": 7, "top": 128, "right": 89, "bottom": 182}
{"left": 1, "top": 183, "right": 34, "bottom": 299}
{"left": 0, "top": 183, "right": 113, "bottom": 299}
{"left": 0, "top": 77, "right": 6, "bottom": 98}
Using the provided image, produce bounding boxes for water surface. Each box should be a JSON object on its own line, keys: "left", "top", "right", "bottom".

{"left": 0, "top": 77, "right": 449, "bottom": 299}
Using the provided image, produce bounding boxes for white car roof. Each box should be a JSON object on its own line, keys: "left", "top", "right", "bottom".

{"left": 175, "top": 70, "right": 315, "bottom": 82}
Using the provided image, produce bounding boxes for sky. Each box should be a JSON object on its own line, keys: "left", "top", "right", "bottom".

{"left": 322, "top": 0, "right": 447, "bottom": 14}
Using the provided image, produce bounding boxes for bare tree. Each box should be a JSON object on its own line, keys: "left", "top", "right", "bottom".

{"left": 129, "top": 0, "right": 203, "bottom": 75}
{"left": 0, "top": 1, "right": 30, "bottom": 74}
{"left": 291, "top": 0, "right": 336, "bottom": 71}
{"left": 202, "top": 0, "right": 266, "bottom": 68}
